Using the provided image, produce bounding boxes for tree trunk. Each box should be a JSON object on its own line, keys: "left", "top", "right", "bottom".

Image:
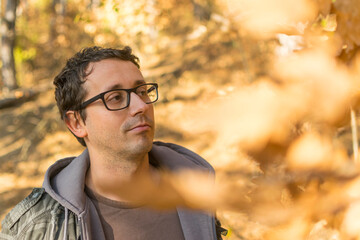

{"left": 1, "top": 0, "right": 18, "bottom": 91}
{"left": 90, "top": 0, "right": 101, "bottom": 8}
{"left": 49, "top": 0, "right": 67, "bottom": 44}
{"left": 52, "top": 0, "right": 67, "bottom": 15}
{"left": 59, "top": 0, "right": 66, "bottom": 16}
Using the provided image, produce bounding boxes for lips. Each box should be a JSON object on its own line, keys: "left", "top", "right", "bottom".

{"left": 128, "top": 123, "right": 151, "bottom": 132}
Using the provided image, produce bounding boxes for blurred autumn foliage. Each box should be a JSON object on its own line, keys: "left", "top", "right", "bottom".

{"left": 2, "top": 0, "right": 360, "bottom": 239}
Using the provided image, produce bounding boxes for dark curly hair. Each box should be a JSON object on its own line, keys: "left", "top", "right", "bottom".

{"left": 54, "top": 46, "right": 140, "bottom": 146}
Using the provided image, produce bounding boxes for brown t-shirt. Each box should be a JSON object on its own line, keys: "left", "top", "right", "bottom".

{"left": 85, "top": 186, "right": 185, "bottom": 240}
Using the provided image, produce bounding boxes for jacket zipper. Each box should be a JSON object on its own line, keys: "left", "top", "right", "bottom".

{"left": 78, "top": 216, "right": 83, "bottom": 240}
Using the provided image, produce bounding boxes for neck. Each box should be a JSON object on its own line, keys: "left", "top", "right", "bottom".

{"left": 85, "top": 148, "right": 156, "bottom": 202}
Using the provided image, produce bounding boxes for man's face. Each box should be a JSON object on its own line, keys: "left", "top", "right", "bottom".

{"left": 81, "top": 58, "right": 155, "bottom": 158}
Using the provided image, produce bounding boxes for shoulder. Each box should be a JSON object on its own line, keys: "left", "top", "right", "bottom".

{"left": 0, "top": 188, "right": 63, "bottom": 239}
{"left": 152, "top": 141, "right": 215, "bottom": 173}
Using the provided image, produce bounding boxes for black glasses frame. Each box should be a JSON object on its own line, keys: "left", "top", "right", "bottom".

{"left": 80, "top": 83, "right": 159, "bottom": 111}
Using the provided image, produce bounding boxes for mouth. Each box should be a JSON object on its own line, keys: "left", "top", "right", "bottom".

{"left": 128, "top": 123, "right": 151, "bottom": 132}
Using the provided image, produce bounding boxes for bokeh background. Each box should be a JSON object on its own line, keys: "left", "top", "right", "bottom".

{"left": 2, "top": 0, "right": 360, "bottom": 239}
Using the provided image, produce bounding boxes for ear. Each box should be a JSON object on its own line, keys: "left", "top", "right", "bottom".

{"left": 65, "top": 111, "right": 87, "bottom": 138}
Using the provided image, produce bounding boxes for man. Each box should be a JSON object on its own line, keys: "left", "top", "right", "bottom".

{"left": 0, "top": 46, "right": 224, "bottom": 239}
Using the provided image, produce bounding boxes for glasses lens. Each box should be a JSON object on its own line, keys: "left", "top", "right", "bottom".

{"left": 104, "top": 90, "right": 128, "bottom": 110}
{"left": 147, "top": 84, "right": 158, "bottom": 103}
{"left": 136, "top": 84, "right": 158, "bottom": 103}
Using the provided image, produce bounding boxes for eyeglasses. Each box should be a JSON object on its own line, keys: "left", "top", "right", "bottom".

{"left": 80, "top": 83, "right": 159, "bottom": 111}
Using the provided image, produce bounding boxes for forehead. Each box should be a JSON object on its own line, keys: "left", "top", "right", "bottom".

{"left": 83, "top": 58, "right": 144, "bottom": 94}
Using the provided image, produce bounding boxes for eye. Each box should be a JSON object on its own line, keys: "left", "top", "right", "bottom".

{"left": 136, "top": 86, "right": 148, "bottom": 96}
{"left": 106, "top": 92, "right": 124, "bottom": 102}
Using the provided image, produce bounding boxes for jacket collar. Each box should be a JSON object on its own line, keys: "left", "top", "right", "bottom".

{"left": 43, "top": 149, "right": 89, "bottom": 215}
{"left": 149, "top": 142, "right": 216, "bottom": 240}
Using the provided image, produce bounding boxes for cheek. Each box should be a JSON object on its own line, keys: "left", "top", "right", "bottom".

{"left": 86, "top": 109, "right": 127, "bottom": 132}
{"left": 147, "top": 105, "right": 155, "bottom": 119}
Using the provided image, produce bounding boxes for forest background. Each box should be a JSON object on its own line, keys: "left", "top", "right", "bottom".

{"left": 1, "top": 0, "right": 360, "bottom": 239}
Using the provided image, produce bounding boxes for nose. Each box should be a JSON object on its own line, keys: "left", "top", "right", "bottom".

{"left": 128, "top": 92, "right": 148, "bottom": 116}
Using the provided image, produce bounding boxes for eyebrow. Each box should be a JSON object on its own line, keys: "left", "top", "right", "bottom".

{"left": 106, "top": 80, "right": 146, "bottom": 91}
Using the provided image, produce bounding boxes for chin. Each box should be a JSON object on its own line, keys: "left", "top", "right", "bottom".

{"left": 130, "top": 138, "right": 153, "bottom": 154}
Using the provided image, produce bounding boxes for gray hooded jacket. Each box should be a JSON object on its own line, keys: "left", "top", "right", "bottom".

{"left": 0, "top": 142, "right": 217, "bottom": 240}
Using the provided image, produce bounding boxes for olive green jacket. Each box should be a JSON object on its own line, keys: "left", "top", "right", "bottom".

{"left": 0, "top": 188, "right": 80, "bottom": 240}
{"left": 0, "top": 142, "right": 217, "bottom": 240}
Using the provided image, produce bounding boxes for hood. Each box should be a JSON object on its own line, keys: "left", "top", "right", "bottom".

{"left": 42, "top": 141, "right": 214, "bottom": 214}
{"left": 42, "top": 149, "right": 89, "bottom": 215}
